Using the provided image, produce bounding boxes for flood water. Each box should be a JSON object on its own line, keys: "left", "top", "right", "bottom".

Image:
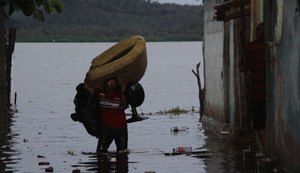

{"left": 0, "top": 42, "right": 252, "bottom": 172}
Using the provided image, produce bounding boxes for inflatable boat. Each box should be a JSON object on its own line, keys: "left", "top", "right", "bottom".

{"left": 71, "top": 35, "right": 148, "bottom": 137}
{"left": 85, "top": 35, "right": 147, "bottom": 89}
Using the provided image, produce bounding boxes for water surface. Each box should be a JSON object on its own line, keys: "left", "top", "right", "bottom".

{"left": 9, "top": 42, "right": 205, "bottom": 172}
{"left": 1, "top": 41, "right": 252, "bottom": 172}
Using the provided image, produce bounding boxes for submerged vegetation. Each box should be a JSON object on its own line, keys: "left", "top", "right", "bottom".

{"left": 132, "top": 106, "right": 197, "bottom": 116}
{"left": 141, "top": 106, "right": 197, "bottom": 115}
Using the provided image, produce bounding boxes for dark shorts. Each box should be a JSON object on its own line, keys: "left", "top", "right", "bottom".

{"left": 97, "top": 126, "right": 128, "bottom": 152}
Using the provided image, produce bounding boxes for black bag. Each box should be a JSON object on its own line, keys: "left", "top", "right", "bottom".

{"left": 70, "top": 83, "right": 101, "bottom": 137}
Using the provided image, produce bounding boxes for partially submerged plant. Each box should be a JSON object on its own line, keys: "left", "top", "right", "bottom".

{"left": 157, "top": 106, "right": 189, "bottom": 115}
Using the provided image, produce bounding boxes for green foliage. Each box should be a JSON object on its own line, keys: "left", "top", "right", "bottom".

{"left": 157, "top": 106, "right": 190, "bottom": 115}
{"left": 6, "top": 0, "right": 203, "bottom": 41}
{"left": 2, "top": 0, "right": 64, "bottom": 21}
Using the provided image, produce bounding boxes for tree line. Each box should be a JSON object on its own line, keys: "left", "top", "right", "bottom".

{"left": 6, "top": 0, "right": 203, "bottom": 42}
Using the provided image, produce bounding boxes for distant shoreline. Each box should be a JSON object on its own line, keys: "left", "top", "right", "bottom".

{"left": 7, "top": 0, "right": 203, "bottom": 43}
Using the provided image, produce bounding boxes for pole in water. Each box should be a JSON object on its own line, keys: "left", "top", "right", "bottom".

{"left": 126, "top": 105, "right": 148, "bottom": 123}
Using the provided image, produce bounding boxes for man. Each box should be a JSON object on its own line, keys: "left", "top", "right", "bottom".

{"left": 85, "top": 77, "right": 129, "bottom": 159}
{"left": 245, "top": 23, "right": 266, "bottom": 153}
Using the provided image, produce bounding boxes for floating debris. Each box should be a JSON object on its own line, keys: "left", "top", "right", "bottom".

{"left": 68, "top": 150, "right": 74, "bottom": 155}
{"left": 72, "top": 169, "right": 81, "bottom": 173}
{"left": 38, "top": 162, "right": 50, "bottom": 166}
{"left": 164, "top": 148, "right": 211, "bottom": 157}
{"left": 171, "top": 126, "right": 189, "bottom": 133}
{"left": 45, "top": 166, "right": 53, "bottom": 172}
{"left": 192, "top": 153, "right": 212, "bottom": 159}
{"left": 173, "top": 146, "right": 192, "bottom": 153}
{"left": 37, "top": 155, "right": 46, "bottom": 158}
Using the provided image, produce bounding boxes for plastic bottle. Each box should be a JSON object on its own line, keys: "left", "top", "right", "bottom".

{"left": 173, "top": 146, "right": 192, "bottom": 153}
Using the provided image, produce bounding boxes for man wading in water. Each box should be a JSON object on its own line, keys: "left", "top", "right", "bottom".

{"left": 85, "top": 77, "right": 129, "bottom": 160}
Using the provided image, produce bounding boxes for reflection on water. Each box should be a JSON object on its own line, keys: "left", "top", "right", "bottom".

{"left": 69, "top": 114, "right": 206, "bottom": 173}
{"left": 203, "top": 130, "right": 253, "bottom": 173}
{"left": 0, "top": 116, "right": 19, "bottom": 172}
{"left": 1, "top": 114, "right": 253, "bottom": 173}
{"left": 73, "top": 152, "right": 129, "bottom": 173}
{"left": 0, "top": 42, "right": 253, "bottom": 172}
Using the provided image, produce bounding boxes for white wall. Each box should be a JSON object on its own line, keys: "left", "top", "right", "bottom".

{"left": 203, "top": 0, "right": 225, "bottom": 120}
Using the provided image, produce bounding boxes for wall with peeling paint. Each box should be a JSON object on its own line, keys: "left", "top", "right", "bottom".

{"left": 203, "top": 0, "right": 300, "bottom": 171}
{"left": 265, "top": 0, "right": 300, "bottom": 171}
{"left": 203, "top": 0, "right": 225, "bottom": 121}
{"left": 223, "top": 20, "right": 237, "bottom": 127}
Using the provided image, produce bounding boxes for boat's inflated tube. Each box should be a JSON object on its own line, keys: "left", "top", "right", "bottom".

{"left": 71, "top": 36, "right": 148, "bottom": 137}
{"left": 85, "top": 35, "right": 147, "bottom": 89}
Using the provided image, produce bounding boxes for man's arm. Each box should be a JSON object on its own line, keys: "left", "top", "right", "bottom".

{"left": 121, "top": 93, "right": 129, "bottom": 110}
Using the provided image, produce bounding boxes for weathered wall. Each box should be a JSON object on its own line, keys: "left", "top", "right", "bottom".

{"left": 203, "top": 0, "right": 300, "bottom": 170}
{"left": 203, "top": 0, "right": 225, "bottom": 122}
{"left": 265, "top": 0, "right": 300, "bottom": 171}
{"left": 0, "top": 7, "right": 9, "bottom": 132}
{"left": 228, "top": 20, "right": 236, "bottom": 127}
{"left": 223, "top": 20, "right": 237, "bottom": 127}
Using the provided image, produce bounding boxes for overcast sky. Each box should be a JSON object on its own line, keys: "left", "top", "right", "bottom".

{"left": 158, "top": 0, "right": 202, "bottom": 5}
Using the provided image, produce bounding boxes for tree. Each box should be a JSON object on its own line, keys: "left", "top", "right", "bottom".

{"left": 0, "top": 0, "right": 63, "bottom": 131}
{"left": 3, "top": 0, "right": 63, "bottom": 21}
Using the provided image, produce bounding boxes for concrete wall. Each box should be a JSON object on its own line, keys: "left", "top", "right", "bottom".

{"left": 223, "top": 20, "right": 237, "bottom": 127}
{"left": 227, "top": 20, "right": 236, "bottom": 127}
{"left": 203, "top": 0, "right": 300, "bottom": 171}
{"left": 265, "top": 0, "right": 300, "bottom": 171}
{"left": 203, "top": 0, "right": 225, "bottom": 122}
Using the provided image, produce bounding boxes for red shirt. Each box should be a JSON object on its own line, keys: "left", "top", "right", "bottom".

{"left": 94, "top": 88, "right": 127, "bottom": 128}
{"left": 246, "top": 37, "right": 266, "bottom": 104}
